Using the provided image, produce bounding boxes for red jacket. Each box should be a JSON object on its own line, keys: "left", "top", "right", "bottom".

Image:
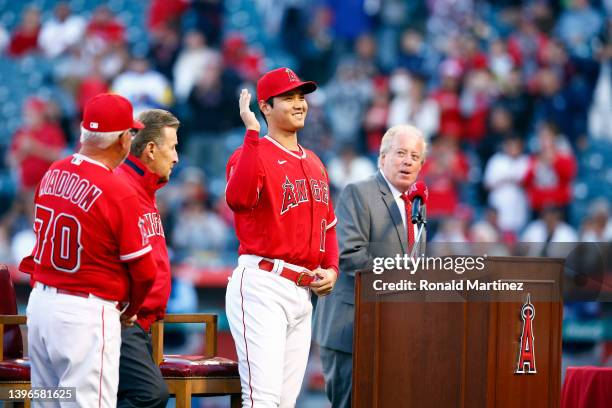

{"left": 116, "top": 155, "right": 171, "bottom": 331}
{"left": 523, "top": 153, "right": 577, "bottom": 211}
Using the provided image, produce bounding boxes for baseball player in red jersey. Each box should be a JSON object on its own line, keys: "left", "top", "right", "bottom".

{"left": 21, "top": 93, "right": 157, "bottom": 407}
{"left": 225, "top": 67, "right": 340, "bottom": 407}
{"left": 115, "top": 109, "right": 179, "bottom": 407}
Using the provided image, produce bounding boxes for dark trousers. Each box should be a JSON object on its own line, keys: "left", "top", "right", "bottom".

{"left": 117, "top": 324, "right": 169, "bottom": 408}
{"left": 320, "top": 346, "right": 352, "bottom": 408}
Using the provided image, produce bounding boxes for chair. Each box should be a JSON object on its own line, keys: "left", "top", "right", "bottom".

{"left": 151, "top": 314, "right": 242, "bottom": 408}
{"left": 0, "top": 264, "right": 30, "bottom": 407}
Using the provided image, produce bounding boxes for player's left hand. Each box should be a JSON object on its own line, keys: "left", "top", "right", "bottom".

{"left": 309, "top": 268, "right": 338, "bottom": 297}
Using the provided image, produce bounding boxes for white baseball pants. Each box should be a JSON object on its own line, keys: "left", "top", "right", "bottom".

{"left": 26, "top": 283, "right": 121, "bottom": 407}
{"left": 226, "top": 255, "right": 312, "bottom": 408}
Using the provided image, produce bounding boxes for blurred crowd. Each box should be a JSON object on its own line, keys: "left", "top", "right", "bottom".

{"left": 0, "top": 0, "right": 611, "bottom": 271}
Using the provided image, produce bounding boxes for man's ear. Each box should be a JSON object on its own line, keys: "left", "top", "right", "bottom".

{"left": 145, "top": 141, "right": 156, "bottom": 160}
{"left": 119, "top": 130, "right": 131, "bottom": 150}
{"left": 259, "top": 99, "right": 271, "bottom": 115}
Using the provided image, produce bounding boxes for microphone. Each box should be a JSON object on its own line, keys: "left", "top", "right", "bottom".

{"left": 407, "top": 181, "right": 428, "bottom": 225}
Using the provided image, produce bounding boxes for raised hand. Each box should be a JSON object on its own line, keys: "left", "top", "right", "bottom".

{"left": 239, "top": 89, "right": 260, "bottom": 132}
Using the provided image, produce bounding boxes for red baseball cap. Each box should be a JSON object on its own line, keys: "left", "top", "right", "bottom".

{"left": 82, "top": 93, "right": 144, "bottom": 132}
{"left": 256, "top": 67, "right": 317, "bottom": 102}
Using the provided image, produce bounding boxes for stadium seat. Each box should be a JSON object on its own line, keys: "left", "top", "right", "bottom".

{"left": 151, "top": 314, "right": 241, "bottom": 408}
{"left": 0, "top": 264, "right": 31, "bottom": 407}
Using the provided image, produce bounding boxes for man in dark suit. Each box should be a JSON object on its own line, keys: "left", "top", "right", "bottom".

{"left": 313, "top": 124, "right": 427, "bottom": 408}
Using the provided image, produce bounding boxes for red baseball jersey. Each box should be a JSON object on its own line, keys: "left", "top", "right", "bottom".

{"left": 116, "top": 155, "right": 171, "bottom": 330}
{"left": 226, "top": 130, "right": 337, "bottom": 271}
{"left": 29, "top": 153, "right": 152, "bottom": 302}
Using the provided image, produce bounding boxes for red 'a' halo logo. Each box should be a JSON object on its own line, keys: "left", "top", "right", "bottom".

{"left": 515, "top": 293, "right": 537, "bottom": 374}
{"left": 285, "top": 68, "right": 299, "bottom": 83}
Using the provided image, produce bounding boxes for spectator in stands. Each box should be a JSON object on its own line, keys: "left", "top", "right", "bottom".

{"left": 460, "top": 69, "right": 496, "bottom": 145}
{"left": 469, "top": 221, "right": 510, "bottom": 256}
{"left": 388, "top": 71, "right": 440, "bottom": 140}
{"left": 556, "top": 0, "right": 604, "bottom": 58}
{"left": 85, "top": 5, "right": 125, "bottom": 54}
{"left": 171, "top": 198, "right": 230, "bottom": 257}
{"left": 147, "top": 0, "right": 189, "bottom": 33}
{"left": 7, "top": 98, "right": 66, "bottom": 197}
{"left": 521, "top": 206, "right": 578, "bottom": 257}
{"left": 112, "top": 56, "right": 173, "bottom": 115}
{"left": 186, "top": 54, "right": 242, "bottom": 134}
{"left": 523, "top": 121, "right": 577, "bottom": 220}
{"left": 38, "top": 2, "right": 85, "bottom": 59}
{"left": 296, "top": 6, "right": 335, "bottom": 84}
{"left": 363, "top": 77, "right": 391, "bottom": 156}
{"left": 507, "top": 12, "right": 549, "bottom": 80}
{"left": 325, "top": 58, "right": 373, "bottom": 147}
{"left": 488, "top": 38, "right": 514, "bottom": 83}
{"left": 397, "top": 29, "right": 430, "bottom": 77}
{"left": 221, "top": 33, "right": 263, "bottom": 82}
{"left": 496, "top": 68, "right": 532, "bottom": 135}
{"left": 458, "top": 34, "right": 488, "bottom": 73}
{"left": 191, "top": 0, "right": 223, "bottom": 47}
{"left": 76, "top": 63, "right": 109, "bottom": 115}
{"left": 431, "top": 59, "right": 463, "bottom": 139}
{"left": 173, "top": 31, "right": 217, "bottom": 103}
{"left": 0, "top": 25, "right": 8, "bottom": 53}
{"left": 354, "top": 33, "right": 380, "bottom": 78}
{"left": 324, "top": 0, "right": 373, "bottom": 51}
{"left": 148, "top": 24, "right": 181, "bottom": 81}
{"left": 483, "top": 135, "right": 529, "bottom": 233}
{"left": 8, "top": 6, "right": 41, "bottom": 57}
{"left": 327, "top": 145, "right": 376, "bottom": 191}
{"left": 588, "top": 36, "right": 612, "bottom": 142}
{"left": 479, "top": 105, "right": 515, "bottom": 165}
{"left": 532, "top": 67, "right": 576, "bottom": 144}
{"left": 580, "top": 199, "right": 612, "bottom": 242}
{"left": 420, "top": 135, "right": 470, "bottom": 221}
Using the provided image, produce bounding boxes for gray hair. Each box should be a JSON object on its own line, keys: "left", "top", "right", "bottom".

{"left": 80, "top": 127, "right": 125, "bottom": 149}
{"left": 378, "top": 124, "right": 427, "bottom": 168}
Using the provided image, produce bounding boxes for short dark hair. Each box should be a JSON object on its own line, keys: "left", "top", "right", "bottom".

{"left": 131, "top": 109, "right": 180, "bottom": 156}
{"left": 259, "top": 98, "right": 274, "bottom": 126}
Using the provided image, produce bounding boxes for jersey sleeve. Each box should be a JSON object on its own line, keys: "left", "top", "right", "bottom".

{"left": 325, "top": 173, "right": 337, "bottom": 230}
{"left": 225, "top": 129, "right": 265, "bottom": 211}
{"left": 112, "top": 193, "right": 152, "bottom": 262}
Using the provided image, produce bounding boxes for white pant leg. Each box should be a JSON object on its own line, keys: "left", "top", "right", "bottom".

{"left": 27, "top": 287, "right": 60, "bottom": 408}
{"left": 27, "top": 285, "right": 121, "bottom": 408}
{"left": 280, "top": 295, "right": 312, "bottom": 408}
{"left": 227, "top": 266, "right": 290, "bottom": 408}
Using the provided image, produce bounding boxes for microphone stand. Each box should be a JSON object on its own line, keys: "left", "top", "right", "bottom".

{"left": 409, "top": 208, "right": 426, "bottom": 259}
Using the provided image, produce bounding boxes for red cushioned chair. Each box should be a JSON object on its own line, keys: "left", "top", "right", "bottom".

{"left": 0, "top": 264, "right": 31, "bottom": 407}
{"left": 151, "top": 314, "right": 241, "bottom": 408}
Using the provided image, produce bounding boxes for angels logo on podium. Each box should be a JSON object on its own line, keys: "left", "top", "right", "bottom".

{"left": 515, "top": 293, "right": 536, "bottom": 374}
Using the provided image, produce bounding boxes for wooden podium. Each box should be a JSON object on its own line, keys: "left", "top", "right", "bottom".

{"left": 353, "top": 257, "right": 563, "bottom": 408}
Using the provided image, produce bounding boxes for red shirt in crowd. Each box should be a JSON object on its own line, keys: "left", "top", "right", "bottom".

{"left": 431, "top": 88, "right": 463, "bottom": 138}
{"left": 420, "top": 145, "right": 470, "bottom": 218}
{"left": 8, "top": 28, "right": 40, "bottom": 57}
{"left": 10, "top": 123, "right": 67, "bottom": 190}
{"left": 523, "top": 153, "right": 577, "bottom": 211}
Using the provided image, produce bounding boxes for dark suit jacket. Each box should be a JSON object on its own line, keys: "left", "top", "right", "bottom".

{"left": 313, "top": 171, "right": 426, "bottom": 353}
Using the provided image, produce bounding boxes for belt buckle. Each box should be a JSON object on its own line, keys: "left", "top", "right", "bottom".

{"left": 296, "top": 271, "right": 309, "bottom": 286}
